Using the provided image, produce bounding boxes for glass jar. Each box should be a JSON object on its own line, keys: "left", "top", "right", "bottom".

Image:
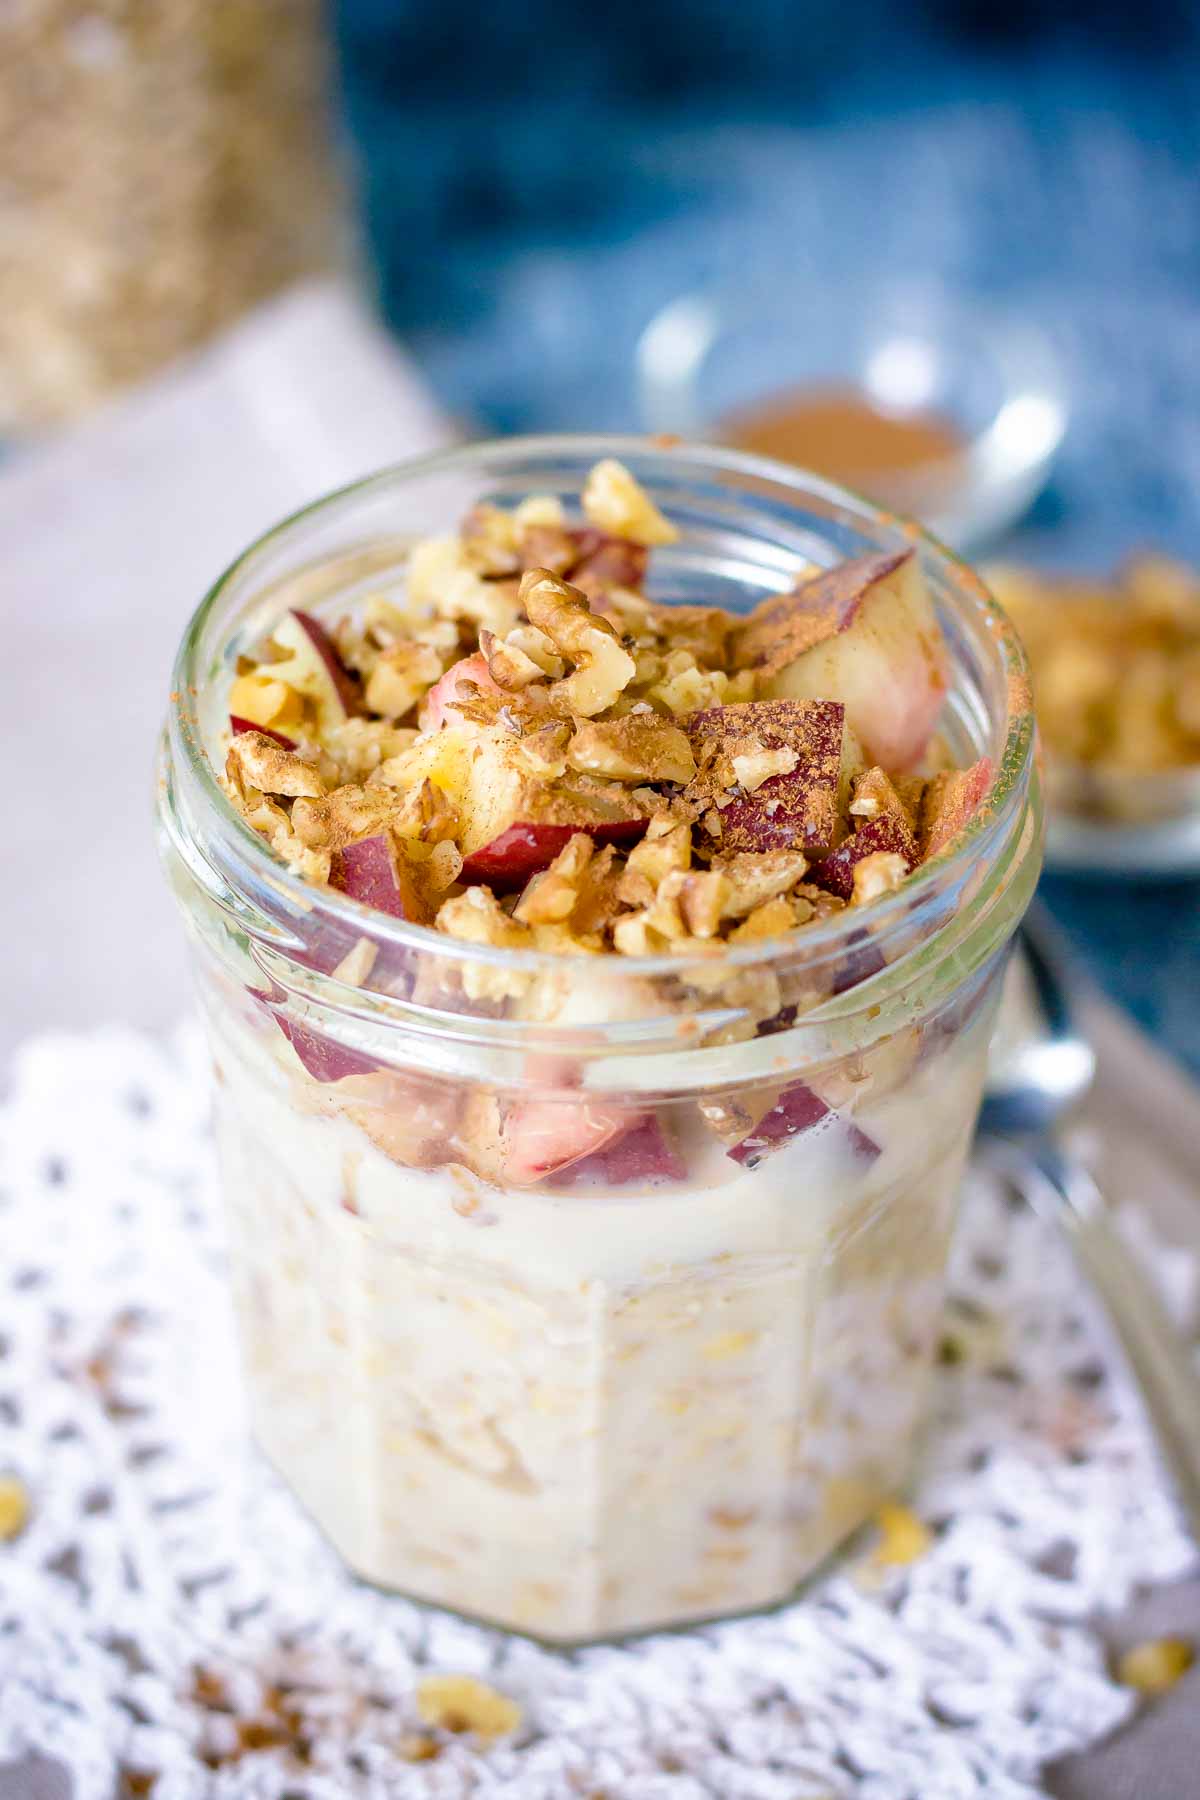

{"left": 157, "top": 437, "right": 1041, "bottom": 1643}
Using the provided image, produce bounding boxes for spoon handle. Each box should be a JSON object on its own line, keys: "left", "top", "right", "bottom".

{"left": 1032, "top": 1141, "right": 1200, "bottom": 1542}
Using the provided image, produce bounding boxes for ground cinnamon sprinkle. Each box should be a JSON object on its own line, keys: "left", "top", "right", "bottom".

{"left": 721, "top": 383, "right": 966, "bottom": 510}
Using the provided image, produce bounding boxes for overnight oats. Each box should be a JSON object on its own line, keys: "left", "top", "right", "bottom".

{"left": 158, "top": 440, "right": 1040, "bottom": 1641}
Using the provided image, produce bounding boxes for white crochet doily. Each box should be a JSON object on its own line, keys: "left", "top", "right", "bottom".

{"left": 0, "top": 1026, "right": 1195, "bottom": 1800}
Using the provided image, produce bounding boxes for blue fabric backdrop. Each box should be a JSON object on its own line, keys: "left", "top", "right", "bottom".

{"left": 333, "top": 5, "right": 1200, "bottom": 1069}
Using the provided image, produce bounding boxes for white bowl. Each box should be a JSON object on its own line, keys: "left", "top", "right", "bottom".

{"left": 635, "top": 279, "right": 1068, "bottom": 555}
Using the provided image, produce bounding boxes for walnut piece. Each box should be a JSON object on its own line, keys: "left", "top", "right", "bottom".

{"left": 415, "top": 1674, "right": 522, "bottom": 1742}
{"left": 850, "top": 850, "right": 909, "bottom": 905}
{"left": 519, "top": 568, "right": 636, "bottom": 717}
{"left": 226, "top": 731, "right": 325, "bottom": 799}
{"left": 581, "top": 457, "right": 680, "bottom": 547}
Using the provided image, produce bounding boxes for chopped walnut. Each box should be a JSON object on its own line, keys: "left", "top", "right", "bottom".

{"left": 871, "top": 1500, "right": 932, "bottom": 1566}
{"left": 567, "top": 714, "right": 696, "bottom": 784}
{"left": 330, "top": 937, "right": 378, "bottom": 987}
{"left": 1116, "top": 1637, "right": 1194, "bottom": 1696}
{"left": 728, "top": 896, "right": 798, "bottom": 942}
{"left": 290, "top": 784, "right": 399, "bottom": 851}
{"left": 415, "top": 1674, "right": 522, "bottom": 1743}
{"left": 0, "top": 1475, "right": 30, "bottom": 1540}
{"left": 461, "top": 503, "right": 523, "bottom": 577}
{"left": 478, "top": 627, "right": 549, "bottom": 693}
{"left": 513, "top": 833, "right": 596, "bottom": 925}
{"left": 713, "top": 849, "right": 809, "bottom": 918}
{"left": 849, "top": 765, "right": 910, "bottom": 824}
{"left": 581, "top": 457, "right": 679, "bottom": 546}
{"left": 226, "top": 731, "right": 324, "bottom": 799}
{"left": 387, "top": 777, "right": 460, "bottom": 845}
{"left": 731, "top": 743, "right": 798, "bottom": 793}
{"left": 850, "top": 850, "right": 908, "bottom": 905}
{"left": 617, "top": 816, "right": 692, "bottom": 906}
{"left": 518, "top": 521, "right": 578, "bottom": 575}
{"left": 519, "top": 569, "right": 636, "bottom": 717}
{"left": 435, "top": 887, "right": 533, "bottom": 1000}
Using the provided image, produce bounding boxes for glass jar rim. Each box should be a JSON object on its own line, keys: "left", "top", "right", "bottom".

{"left": 164, "top": 433, "right": 1035, "bottom": 991}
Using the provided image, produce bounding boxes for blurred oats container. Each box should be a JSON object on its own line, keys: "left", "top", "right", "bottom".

{"left": 157, "top": 441, "right": 1042, "bottom": 1642}
{"left": 0, "top": 0, "right": 339, "bottom": 430}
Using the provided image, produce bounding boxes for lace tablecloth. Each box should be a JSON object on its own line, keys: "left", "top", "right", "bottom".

{"left": 0, "top": 1026, "right": 1195, "bottom": 1800}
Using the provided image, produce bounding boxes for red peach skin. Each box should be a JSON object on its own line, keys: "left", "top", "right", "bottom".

{"left": 274, "top": 1015, "right": 381, "bottom": 1083}
{"left": 460, "top": 817, "right": 645, "bottom": 885}
{"left": 290, "top": 609, "right": 361, "bottom": 717}
{"left": 330, "top": 833, "right": 432, "bottom": 922}
{"left": 686, "top": 699, "right": 847, "bottom": 855}
{"left": 564, "top": 1115, "right": 687, "bottom": 1185}
{"left": 729, "top": 1082, "right": 879, "bottom": 1166}
{"left": 921, "top": 757, "right": 994, "bottom": 858}
{"left": 810, "top": 813, "right": 917, "bottom": 901}
{"left": 230, "top": 715, "right": 297, "bottom": 750}
{"left": 740, "top": 550, "right": 949, "bottom": 770}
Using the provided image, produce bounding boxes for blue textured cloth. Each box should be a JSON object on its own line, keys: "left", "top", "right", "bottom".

{"left": 335, "top": 27, "right": 1200, "bottom": 1071}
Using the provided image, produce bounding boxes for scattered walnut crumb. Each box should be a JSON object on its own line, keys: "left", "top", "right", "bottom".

{"left": 1116, "top": 1637, "right": 1194, "bottom": 1696}
{"left": 850, "top": 850, "right": 909, "bottom": 905}
{"left": 582, "top": 457, "right": 679, "bottom": 546}
{"left": 871, "top": 1500, "right": 932, "bottom": 1566}
{"left": 415, "top": 1674, "right": 522, "bottom": 1742}
{"left": 0, "top": 1475, "right": 30, "bottom": 1540}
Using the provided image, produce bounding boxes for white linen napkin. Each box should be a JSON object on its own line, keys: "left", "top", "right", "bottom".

{"left": 0, "top": 280, "right": 457, "bottom": 1053}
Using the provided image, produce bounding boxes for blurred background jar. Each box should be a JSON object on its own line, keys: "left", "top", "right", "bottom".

{"left": 0, "top": 0, "right": 341, "bottom": 433}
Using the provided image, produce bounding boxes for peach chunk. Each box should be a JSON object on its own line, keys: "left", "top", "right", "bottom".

{"left": 267, "top": 608, "right": 361, "bottom": 730}
{"left": 920, "top": 757, "right": 993, "bottom": 858}
{"left": 563, "top": 1114, "right": 687, "bottom": 1186}
{"left": 687, "top": 698, "right": 848, "bottom": 854}
{"left": 330, "top": 833, "right": 432, "bottom": 923}
{"left": 810, "top": 813, "right": 916, "bottom": 901}
{"left": 501, "top": 1093, "right": 637, "bottom": 1185}
{"left": 728, "top": 1082, "right": 879, "bottom": 1167}
{"left": 737, "top": 550, "right": 949, "bottom": 769}
{"left": 458, "top": 728, "right": 648, "bottom": 884}
{"left": 420, "top": 652, "right": 503, "bottom": 731}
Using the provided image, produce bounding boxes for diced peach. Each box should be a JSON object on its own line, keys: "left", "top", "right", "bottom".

{"left": 267, "top": 609, "right": 361, "bottom": 730}
{"left": 330, "top": 832, "right": 432, "bottom": 923}
{"left": 501, "top": 1092, "right": 637, "bottom": 1185}
{"left": 563, "top": 1114, "right": 686, "bottom": 1185}
{"left": 810, "top": 813, "right": 916, "bottom": 901}
{"left": 333, "top": 1070, "right": 462, "bottom": 1170}
{"left": 687, "top": 699, "right": 848, "bottom": 854}
{"left": 275, "top": 1015, "right": 380, "bottom": 1083}
{"left": 921, "top": 757, "right": 994, "bottom": 859}
{"left": 728, "top": 1082, "right": 879, "bottom": 1166}
{"left": 419, "top": 652, "right": 502, "bottom": 731}
{"left": 458, "top": 727, "right": 648, "bottom": 884}
{"left": 738, "top": 550, "right": 949, "bottom": 769}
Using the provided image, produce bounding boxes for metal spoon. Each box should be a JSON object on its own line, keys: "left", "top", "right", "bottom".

{"left": 979, "top": 907, "right": 1200, "bottom": 1540}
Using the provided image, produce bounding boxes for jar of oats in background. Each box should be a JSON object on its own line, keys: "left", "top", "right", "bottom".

{"left": 0, "top": 0, "right": 342, "bottom": 433}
